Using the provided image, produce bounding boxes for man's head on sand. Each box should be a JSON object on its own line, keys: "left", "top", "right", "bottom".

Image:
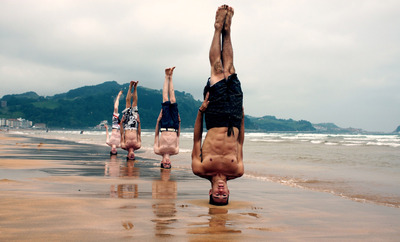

{"left": 209, "top": 180, "right": 230, "bottom": 206}
{"left": 127, "top": 149, "right": 135, "bottom": 160}
{"left": 161, "top": 154, "right": 171, "bottom": 169}
{"left": 110, "top": 146, "right": 118, "bottom": 156}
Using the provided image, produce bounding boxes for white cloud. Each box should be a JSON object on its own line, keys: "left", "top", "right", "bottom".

{"left": 1, "top": 0, "right": 399, "bottom": 132}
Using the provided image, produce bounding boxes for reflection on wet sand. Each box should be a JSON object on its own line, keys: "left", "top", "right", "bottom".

{"left": 188, "top": 207, "right": 242, "bottom": 235}
{"left": 105, "top": 157, "right": 140, "bottom": 198}
{"left": 110, "top": 184, "right": 139, "bottom": 199}
{"left": 104, "top": 155, "right": 121, "bottom": 177}
{"left": 152, "top": 169, "right": 177, "bottom": 238}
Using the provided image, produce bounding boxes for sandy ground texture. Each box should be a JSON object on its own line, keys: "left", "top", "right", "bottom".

{"left": 1, "top": 131, "right": 400, "bottom": 241}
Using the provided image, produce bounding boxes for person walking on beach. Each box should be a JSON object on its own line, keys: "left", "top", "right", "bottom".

{"left": 191, "top": 5, "right": 244, "bottom": 206}
{"left": 153, "top": 67, "right": 181, "bottom": 169}
{"left": 104, "top": 90, "right": 123, "bottom": 155}
{"left": 120, "top": 81, "right": 141, "bottom": 160}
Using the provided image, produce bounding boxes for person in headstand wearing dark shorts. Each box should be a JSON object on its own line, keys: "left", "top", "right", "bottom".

{"left": 120, "top": 81, "right": 141, "bottom": 160}
{"left": 192, "top": 5, "right": 244, "bottom": 206}
{"left": 105, "top": 90, "right": 123, "bottom": 155}
{"left": 154, "top": 67, "right": 181, "bottom": 169}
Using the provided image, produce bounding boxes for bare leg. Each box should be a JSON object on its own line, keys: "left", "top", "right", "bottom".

{"left": 114, "top": 90, "right": 123, "bottom": 113}
{"left": 162, "top": 70, "right": 170, "bottom": 103}
{"left": 209, "top": 5, "right": 227, "bottom": 85}
{"left": 132, "top": 81, "right": 138, "bottom": 107}
{"left": 222, "top": 6, "right": 235, "bottom": 78}
{"left": 168, "top": 67, "right": 176, "bottom": 103}
{"left": 163, "top": 67, "right": 176, "bottom": 103}
{"left": 126, "top": 81, "right": 134, "bottom": 108}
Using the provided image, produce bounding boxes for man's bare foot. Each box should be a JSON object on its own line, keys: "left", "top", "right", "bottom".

{"left": 214, "top": 5, "right": 228, "bottom": 31}
{"left": 129, "top": 81, "right": 134, "bottom": 88}
{"left": 118, "top": 90, "right": 123, "bottom": 97}
{"left": 165, "top": 67, "right": 175, "bottom": 77}
{"left": 132, "top": 80, "right": 139, "bottom": 87}
{"left": 224, "top": 6, "right": 234, "bottom": 33}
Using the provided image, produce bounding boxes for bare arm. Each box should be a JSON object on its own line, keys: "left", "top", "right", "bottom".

{"left": 136, "top": 114, "right": 141, "bottom": 148}
{"left": 177, "top": 114, "right": 181, "bottom": 138}
{"left": 154, "top": 110, "right": 162, "bottom": 154}
{"left": 120, "top": 116, "right": 125, "bottom": 149}
{"left": 236, "top": 108, "right": 245, "bottom": 177}
{"left": 105, "top": 124, "right": 110, "bottom": 145}
{"left": 239, "top": 108, "right": 245, "bottom": 146}
{"left": 191, "top": 93, "right": 209, "bottom": 174}
{"left": 191, "top": 109, "right": 204, "bottom": 174}
{"left": 175, "top": 114, "right": 181, "bottom": 154}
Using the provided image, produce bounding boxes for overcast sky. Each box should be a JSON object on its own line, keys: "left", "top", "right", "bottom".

{"left": 1, "top": 0, "right": 399, "bottom": 132}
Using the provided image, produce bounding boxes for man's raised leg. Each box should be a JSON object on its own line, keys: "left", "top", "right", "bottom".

{"left": 114, "top": 90, "right": 123, "bottom": 113}
{"left": 168, "top": 67, "right": 176, "bottom": 104}
{"left": 132, "top": 81, "right": 138, "bottom": 107}
{"left": 209, "top": 5, "right": 227, "bottom": 86}
{"left": 126, "top": 81, "right": 134, "bottom": 108}
{"left": 162, "top": 69, "right": 170, "bottom": 103}
{"left": 222, "top": 6, "right": 235, "bottom": 78}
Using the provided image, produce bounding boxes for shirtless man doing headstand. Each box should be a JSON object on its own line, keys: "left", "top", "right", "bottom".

{"left": 192, "top": 5, "right": 244, "bottom": 206}
{"left": 121, "top": 81, "right": 141, "bottom": 160}
{"left": 154, "top": 67, "right": 181, "bottom": 169}
{"left": 105, "top": 90, "right": 123, "bottom": 155}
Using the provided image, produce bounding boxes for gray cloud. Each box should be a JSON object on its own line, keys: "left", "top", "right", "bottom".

{"left": 1, "top": 0, "right": 399, "bottom": 132}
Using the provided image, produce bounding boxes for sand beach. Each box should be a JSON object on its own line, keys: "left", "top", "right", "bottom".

{"left": 1, "top": 131, "right": 400, "bottom": 241}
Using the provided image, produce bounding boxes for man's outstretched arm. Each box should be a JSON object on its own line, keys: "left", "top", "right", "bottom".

{"left": 191, "top": 93, "right": 209, "bottom": 173}
{"left": 120, "top": 116, "right": 125, "bottom": 149}
{"left": 191, "top": 109, "right": 204, "bottom": 172}
{"left": 239, "top": 108, "right": 245, "bottom": 146}
{"left": 236, "top": 108, "right": 245, "bottom": 177}
{"left": 175, "top": 114, "right": 181, "bottom": 154}
{"left": 105, "top": 124, "right": 110, "bottom": 145}
{"left": 154, "top": 110, "right": 162, "bottom": 154}
{"left": 136, "top": 114, "right": 141, "bottom": 148}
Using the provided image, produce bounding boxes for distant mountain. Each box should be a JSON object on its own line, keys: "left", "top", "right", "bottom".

{"left": 1, "top": 81, "right": 202, "bottom": 129}
{"left": 0, "top": 81, "right": 358, "bottom": 132}
{"left": 394, "top": 125, "right": 400, "bottom": 133}
{"left": 313, "top": 123, "right": 365, "bottom": 133}
{"left": 246, "top": 115, "right": 315, "bottom": 132}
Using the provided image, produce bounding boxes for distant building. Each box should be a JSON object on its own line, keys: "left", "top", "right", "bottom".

{"left": 0, "top": 117, "right": 33, "bottom": 129}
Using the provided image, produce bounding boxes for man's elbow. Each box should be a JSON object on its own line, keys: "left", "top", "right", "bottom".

{"left": 191, "top": 165, "right": 202, "bottom": 176}
{"left": 237, "top": 166, "right": 244, "bottom": 177}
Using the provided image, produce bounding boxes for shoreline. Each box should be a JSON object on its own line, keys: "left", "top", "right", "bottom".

{"left": 1, "top": 131, "right": 400, "bottom": 241}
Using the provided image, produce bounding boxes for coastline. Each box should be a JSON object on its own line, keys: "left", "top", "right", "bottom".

{"left": 1, "top": 131, "right": 400, "bottom": 241}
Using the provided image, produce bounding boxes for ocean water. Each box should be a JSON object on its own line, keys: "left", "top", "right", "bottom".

{"left": 10, "top": 129, "right": 400, "bottom": 208}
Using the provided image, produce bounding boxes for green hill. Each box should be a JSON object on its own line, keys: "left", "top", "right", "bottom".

{"left": 0, "top": 81, "right": 316, "bottom": 132}
{"left": 246, "top": 115, "right": 315, "bottom": 132}
{"left": 1, "top": 81, "right": 201, "bottom": 129}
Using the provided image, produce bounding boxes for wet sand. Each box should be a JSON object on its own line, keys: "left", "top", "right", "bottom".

{"left": 1, "top": 132, "right": 400, "bottom": 241}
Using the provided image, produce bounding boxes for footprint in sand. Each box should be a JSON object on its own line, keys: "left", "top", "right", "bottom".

{"left": 122, "top": 221, "right": 134, "bottom": 230}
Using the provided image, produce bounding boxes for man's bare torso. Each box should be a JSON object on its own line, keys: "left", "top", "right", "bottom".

{"left": 200, "top": 127, "right": 242, "bottom": 179}
{"left": 108, "top": 129, "right": 121, "bottom": 147}
{"left": 158, "top": 132, "right": 179, "bottom": 155}
{"left": 123, "top": 130, "right": 140, "bottom": 150}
